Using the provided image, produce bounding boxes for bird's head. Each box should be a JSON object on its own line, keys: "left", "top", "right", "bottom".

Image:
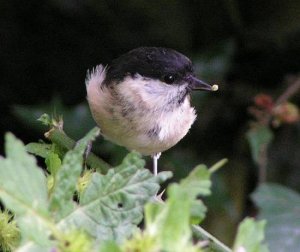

{"left": 105, "top": 47, "right": 217, "bottom": 90}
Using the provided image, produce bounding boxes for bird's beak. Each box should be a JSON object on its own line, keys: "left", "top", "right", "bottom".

{"left": 187, "top": 75, "right": 218, "bottom": 91}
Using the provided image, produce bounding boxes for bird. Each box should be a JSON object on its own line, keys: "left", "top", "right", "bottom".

{"left": 86, "top": 47, "right": 218, "bottom": 175}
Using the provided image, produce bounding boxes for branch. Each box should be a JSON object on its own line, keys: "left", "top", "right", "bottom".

{"left": 192, "top": 225, "right": 232, "bottom": 252}
{"left": 45, "top": 128, "right": 110, "bottom": 174}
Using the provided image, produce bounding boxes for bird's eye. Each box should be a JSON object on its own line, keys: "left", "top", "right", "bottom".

{"left": 164, "top": 74, "right": 175, "bottom": 84}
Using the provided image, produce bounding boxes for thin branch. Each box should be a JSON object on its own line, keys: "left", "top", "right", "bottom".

{"left": 45, "top": 128, "right": 110, "bottom": 174}
{"left": 192, "top": 225, "right": 232, "bottom": 252}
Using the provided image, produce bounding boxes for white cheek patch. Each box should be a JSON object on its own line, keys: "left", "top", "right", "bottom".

{"left": 116, "top": 75, "right": 189, "bottom": 110}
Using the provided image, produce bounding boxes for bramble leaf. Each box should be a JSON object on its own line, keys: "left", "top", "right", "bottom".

{"left": 142, "top": 164, "right": 213, "bottom": 252}
{"left": 180, "top": 164, "right": 212, "bottom": 224}
{"left": 0, "top": 133, "right": 51, "bottom": 246}
{"left": 49, "top": 127, "right": 100, "bottom": 221}
{"left": 58, "top": 152, "right": 172, "bottom": 244}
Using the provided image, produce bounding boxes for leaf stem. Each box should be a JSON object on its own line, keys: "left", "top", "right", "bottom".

{"left": 192, "top": 225, "right": 232, "bottom": 252}
{"left": 209, "top": 158, "right": 228, "bottom": 174}
{"left": 45, "top": 128, "right": 110, "bottom": 173}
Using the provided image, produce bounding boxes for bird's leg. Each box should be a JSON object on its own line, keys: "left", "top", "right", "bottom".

{"left": 151, "top": 152, "right": 161, "bottom": 176}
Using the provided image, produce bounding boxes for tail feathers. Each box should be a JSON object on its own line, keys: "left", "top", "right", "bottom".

{"left": 85, "top": 64, "right": 107, "bottom": 88}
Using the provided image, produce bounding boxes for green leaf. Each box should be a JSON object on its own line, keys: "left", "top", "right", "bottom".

{"left": 190, "top": 201, "right": 207, "bottom": 225}
{"left": 49, "top": 127, "right": 100, "bottom": 220}
{"left": 26, "top": 143, "right": 53, "bottom": 158}
{"left": 154, "top": 184, "right": 192, "bottom": 251}
{"left": 0, "top": 133, "right": 49, "bottom": 214}
{"left": 247, "top": 125, "right": 273, "bottom": 164}
{"left": 0, "top": 133, "right": 51, "bottom": 246}
{"left": 233, "top": 218, "right": 268, "bottom": 252}
{"left": 143, "top": 164, "right": 213, "bottom": 252}
{"left": 45, "top": 152, "right": 61, "bottom": 175}
{"left": 179, "top": 165, "right": 212, "bottom": 224}
{"left": 180, "top": 164, "right": 211, "bottom": 197}
{"left": 58, "top": 152, "right": 171, "bottom": 244}
{"left": 252, "top": 183, "right": 300, "bottom": 252}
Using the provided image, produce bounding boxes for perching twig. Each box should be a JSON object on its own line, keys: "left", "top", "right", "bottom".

{"left": 192, "top": 225, "right": 232, "bottom": 252}
{"left": 45, "top": 128, "right": 110, "bottom": 174}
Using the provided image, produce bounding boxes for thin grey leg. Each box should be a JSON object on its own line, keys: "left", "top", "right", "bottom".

{"left": 152, "top": 152, "right": 161, "bottom": 176}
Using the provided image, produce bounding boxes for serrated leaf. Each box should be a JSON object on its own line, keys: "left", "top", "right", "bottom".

{"left": 49, "top": 127, "right": 100, "bottom": 220}
{"left": 143, "top": 164, "right": 213, "bottom": 252}
{"left": 233, "top": 218, "right": 268, "bottom": 252}
{"left": 58, "top": 152, "right": 171, "bottom": 244}
{"left": 252, "top": 183, "right": 300, "bottom": 252}
{"left": 0, "top": 133, "right": 51, "bottom": 245}
{"left": 0, "top": 133, "right": 49, "bottom": 214}
{"left": 179, "top": 165, "right": 211, "bottom": 224}
{"left": 155, "top": 184, "right": 191, "bottom": 251}
{"left": 180, "top": 164, "right": 211, "bottom": 197}
{"left": 190, "top": 200, "right": 207, "bottom": 224}
{"left": 247, "top": 126, "right": 273, "bottom": 164}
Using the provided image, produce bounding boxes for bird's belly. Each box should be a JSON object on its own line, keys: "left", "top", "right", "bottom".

{"left": 99, "top": 105, "right": 196, "bottom": 155}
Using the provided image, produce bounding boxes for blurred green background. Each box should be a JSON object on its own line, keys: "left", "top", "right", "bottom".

{"left": 1, "top": 0, "right": 300, "bottom": 246}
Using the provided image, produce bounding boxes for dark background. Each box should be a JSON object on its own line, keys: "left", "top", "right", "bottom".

{"left": 1, "top": 0, "right": 300, "bottom": 245}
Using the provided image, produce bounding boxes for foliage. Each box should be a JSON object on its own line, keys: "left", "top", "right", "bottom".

{"left": 246, "top": 125, "right": 273, "bottom": 165}
{"left": 252, "top": 183, "right": 300, "bottom": 252}
{"left": 0, "top": 211, "right": 20, "bottom": 251}
{"left": 13, "top": 99, "right": 95, "bottom": 139}
{"left": 232, "top": 218, "right": 268, "bottom": 252}
{"left": 246, "top": 89, "right": 300, "bottom": 252}
{"left": 0, "top": 115, "right": 269, "bottom": 251}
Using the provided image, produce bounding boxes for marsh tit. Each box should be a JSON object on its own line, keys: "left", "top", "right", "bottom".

{"left": 86, "top": 47, "right": 218, "bottom": 174}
